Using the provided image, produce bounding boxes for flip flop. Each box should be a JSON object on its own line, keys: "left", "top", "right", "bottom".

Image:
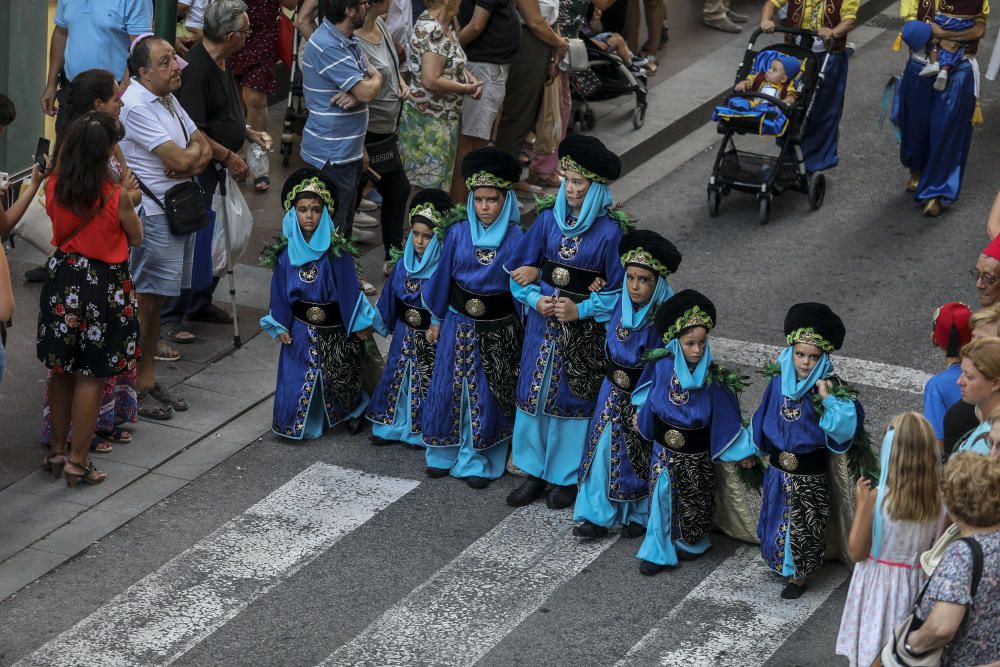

{"left": 254, "top": 176, "right": 270, "bottom": 192}
{"left": 89, "top": 435, "right": 112, "bottom": 453}
{"left": 96, "top": 427, "right": 132, "bottom": 444}
{"left": 138, "top": 392, "right": 175, "bottom": 420}
{"left": 162, "top": 327, "right": 196, "bottom": 344}
{"left": 154, "top": 340, "right": 182, "bottom": 362}
{"left": 149, "top": 382, "right": 189, "bottom": 411}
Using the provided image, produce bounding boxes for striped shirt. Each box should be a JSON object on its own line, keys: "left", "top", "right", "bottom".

{"left": 300, "top": 19, "right": 370, "bottom": 168}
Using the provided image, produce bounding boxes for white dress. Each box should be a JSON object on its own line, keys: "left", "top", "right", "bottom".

{"left": 835, "top": 506, "right": 939, "bottom": 667}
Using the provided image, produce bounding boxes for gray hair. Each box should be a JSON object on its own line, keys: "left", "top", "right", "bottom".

{"left": 203, "top": 0, "right": 249, "bottom": 43}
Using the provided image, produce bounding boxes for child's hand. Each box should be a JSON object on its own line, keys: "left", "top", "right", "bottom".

{"left": 536, "top": 295, "right": 556, "bottom": 317}
{"left": 553, "top": 297, "right": 579, "bottom": 322}
{"left": 510, "top": 266, "right": 540, "bottom": 286}
{"left": 355, "top": 327, "right": 373, "bottom": 341}
{"left": 737, "top": 455, "right": 757, "bottom": 469}
{"left": 426, "top": 323, "right": 440, "bottom": 344}
{"left": 855, "top": 478, "right": 877, "bottom": 505}
{"left": 588, "top": 277, "right": 607, "bottom": 292}
{"left": 815, "top": 379, "right": 830, "bottom": 399}
{"left": 277, "top": 332, "right": 292, "bottom": 345}
{"left": 734, "top": 80, "right": 750, "bottom": 92}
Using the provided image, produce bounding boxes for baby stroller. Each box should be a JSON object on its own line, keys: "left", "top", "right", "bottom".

{"left": 564, "top": 37, "right": 649, "bottom": 131}
{"left": 707, "top": 27, "right": 831, "bottom": 225}
{"left": 280, "top": 1, "right": 309, "bottom": 167}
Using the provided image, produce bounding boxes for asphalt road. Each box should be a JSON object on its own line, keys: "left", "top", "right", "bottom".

{"left": 2, "top": 24, "right": 999, "bottom": 667}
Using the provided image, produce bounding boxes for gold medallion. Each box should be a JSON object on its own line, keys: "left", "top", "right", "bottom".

{"left": 551, "top": 266, "right": 571, "bottom": 287}
{"left": 305, "top": 306, "right": 326, "bottom": 324}
{"left": 466, "top": 298, "right": 486, "bottom": 317}
{"left": 612, "top": 369, "right": 631, "bottom": 390}
{"left": 664, "top": 429, "right": 686, "bottom": 450}
{"left": 778, "top": 451, "right": 799, "bottom": 472}
{"left": 405, "top": 309, "right": 422, "bottom": 327}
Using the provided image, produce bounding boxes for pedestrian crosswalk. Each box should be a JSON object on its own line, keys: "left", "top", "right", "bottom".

{"left": 11, "top": 465, "right": 847, "bottom": 667}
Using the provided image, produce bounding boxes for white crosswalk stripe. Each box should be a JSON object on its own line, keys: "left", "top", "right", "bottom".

{"left": 616, "top": 546, "right": 846, "bottom": 667}
{"left": 13, "top": 464, "right": 419, "bottom": 667}
{"left": 317, "top": 504, "right": 619, "bottom": 667}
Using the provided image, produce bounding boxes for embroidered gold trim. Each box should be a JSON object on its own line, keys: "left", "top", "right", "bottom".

{"left": 464, "top": 170, "right": 513, "bottom": 190}
{"left": 620, "top": 247, "right": 673, "bottom": 279}
{"left": 786, "top": 327, "right": 834, "bottom": 352}
{"left": 409, "top": 203, "right": 442, "bottom": 227}
{"left": 661, "top": 305, "right": 715, "bottom": 344}
{"left": 284, "top": 177, "right": 336, "bottom": 215}
{"left": 559, "top": 156, "right": 610, "bottom": 184}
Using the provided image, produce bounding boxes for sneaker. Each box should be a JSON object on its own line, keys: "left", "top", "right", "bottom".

{"left": 933, "top": 69, "right": 949, "bottom": 92}
{"left": 358, "top": 198, "right": 379, "bottom": 212}
{"left": 354, "top": 211, "right": 379, "bottom": 228}
{"left": 703, "top": 15, "right": 742, "bottom": 32}
{"left": 351, "top": 228, "right": 377, "bottom": 242}
{"left": 919, "top": 62, "right": 941, "bottom": 77}
{"left": 726, "top": 9, "right": 748, "bottom": 22}
{"left": 630, "top": 54, "right": 650, "bottom": 68}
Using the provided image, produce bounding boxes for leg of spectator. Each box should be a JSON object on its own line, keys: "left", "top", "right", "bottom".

{"left": 450, "top": 135, "right": 489, "bottom": 202}
{"left": 625, "top": 0, "right": 641, "bottom": 53}
{"left": 528, "top": 72, "right": 571, "bottom": 182}
{"left": 495, "top": 29, "right": 553, "bottom": 160}
{"left": 703, "top": 0, "right": 740, "bottom": 32}
{"left": 642, "top": 0, "right": 665, "bottom": 58}
{"left": 67, "top": 374, "right": 104, "bottom": 466}
{"left": 137, "top": 293, "right": 165, "bottom": 393}
{"left": 242, "top": 86, "right": 269, "bottom": 133}
{"left": 378, "top": 168, "right": 412, "bottom": 262}
{"left": 47, "top": 372, "right": 76, "bottom": 455}
{"left": 322, "top": 161, "right": 363, "bottom": 240}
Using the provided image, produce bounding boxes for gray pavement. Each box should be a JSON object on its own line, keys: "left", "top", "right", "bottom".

{"left": 2, "top": 4, "right": 999, "bottom": 665}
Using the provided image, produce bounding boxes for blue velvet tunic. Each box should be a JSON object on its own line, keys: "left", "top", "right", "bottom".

{"left": 419, "top": 220, "right": 525, "bottom": 452}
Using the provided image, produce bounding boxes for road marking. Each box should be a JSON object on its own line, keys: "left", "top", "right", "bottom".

{"left": 319, "top": 504, "right": 617, "bottom": 667}
{"left": 14, "top": 464, "right": 419, "bottom": 667}
{"left": 616, "top": 546, "right": 846, "bottom": 667}
{"left": 712, "top": 337, "right": 931, "bottom": 395}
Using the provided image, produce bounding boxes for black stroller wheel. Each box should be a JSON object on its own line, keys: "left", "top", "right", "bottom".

{"left": 758, "top": 195, "right": 771, "bottom": 225}
{"left": 707, "top": 187, "right": 721, "bottom": 217}
{"left": 807, "top": 173, "right": 826, "bottom": 211}
{"left": 631, "top": 106, "right": 646, "bottom": 130}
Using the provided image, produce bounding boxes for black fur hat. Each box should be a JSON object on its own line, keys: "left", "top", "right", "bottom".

{"left": 619, "top": 230, "right": 681, "bottom": 279}
{"left": 461, "top": 146, "right": 521, "bottom": 190}
{"left": 558, "top": 134, "right": 622, "bottom": 183}
{"left": 654, "top": 289, "right": 717, "bottom": 343}
{"left": 783, "top": 302, "right": 846, "bottom": 351}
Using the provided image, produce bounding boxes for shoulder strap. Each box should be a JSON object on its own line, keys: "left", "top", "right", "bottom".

{"left": 960, "top": 537, "right": 984, "bottom": 598}
{"left": 133, "top": 174, "right": 167, "bottom": 211}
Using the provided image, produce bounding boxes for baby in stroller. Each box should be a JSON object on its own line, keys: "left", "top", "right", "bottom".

{"left": 712, "top": 50, "right": 802, "bottom": 136}
{"left": 582, "top": 8, "right": 657, "bottom": 74}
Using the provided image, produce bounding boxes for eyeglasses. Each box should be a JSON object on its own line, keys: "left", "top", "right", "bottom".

{"left": 971, "top": 269, "right": 999, "bottom": 286}
{"left": 233, "top": 28, "right": 252, "bottom": 38}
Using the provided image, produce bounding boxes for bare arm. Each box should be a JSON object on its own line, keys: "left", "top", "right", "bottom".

{"left": 296, "top": 0, "right": 320, "bottom": 40}
{"left": 0, "top": 165, "right": 47, "bottom": 236}
{"left": 346, "top": 63, "right": 384, "bottom": 103}
{"left": 152, "top": 130, "right": 213, "bottom": 177}
{"left": 117, "top": 185, "right": 143, "bottom": 246}
{"left": 114, "top": 146, "right": 143, "bottom": 207}
{"left": 420, "top": 51, "right": 477, "bottom": 94}
{"left": 515, "top": 0, "right": 567, "bottom": 49}
{"left": 988, "top": 190, "right": 1000, "bottom": 240}
{"left": 0, "top": 244, "right": 14, "bottom": 321}
{"left": 760, "top": 1, "right": 778, "bottom": 31}
{"left": 459, "top": 5, "right": 492, "bottom": 47}
{"left": 847, "top": 479, "right": 876, "bottom": 562}
{"left": 932, "top": 21, "right": 987, "bottom": 41}
{"left": 906, "top": 601, "right": 967, "bottom": 653}
{"left": 41, "top": 26, "right": 68, "bottom": 116}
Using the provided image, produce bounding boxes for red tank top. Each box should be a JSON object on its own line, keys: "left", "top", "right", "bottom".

{"left": 46, "top": 176, "right": 128, "bottom": 264}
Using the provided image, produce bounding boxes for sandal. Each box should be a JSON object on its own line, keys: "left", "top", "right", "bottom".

{"left": 64, "top": 459, "right": 107, "bottom": 488}
{"left": 89, "top": 435, "right": 113, "bottom": 454}
{"left": 154, "top": 340, "right": 182, "bottom": 362}
{"left": 43, "top": 453, "right": 67, "bottom": 479}
{"left": 96, "top": 427, "right": 132, "bottom": 444}
{"left": 149, "top": 382, "right": 189, "bottom": 411}
{"left": 138, "top": 392, "right": 175, "bottom": 420}
{"left": 254, "top": 175, "right": 270, "bottom": 192}
{"left": 162, "top": 327, "right": 195, "bottom": 344}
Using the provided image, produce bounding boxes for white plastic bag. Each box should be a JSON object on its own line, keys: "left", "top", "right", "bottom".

{"left": 11, "top": 183, "right": 55, "bottom": 255}
{"left": 210, "top": 172, "right": 254, "bottom": 276}
{"left": 245, "top": 142, "right": 270, "bottom": 180}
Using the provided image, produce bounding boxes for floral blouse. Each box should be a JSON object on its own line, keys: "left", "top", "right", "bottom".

{"left": 407, "top": 12, "right": 468, "bottom": 122}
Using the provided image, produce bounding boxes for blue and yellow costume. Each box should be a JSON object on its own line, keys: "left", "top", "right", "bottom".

{"left": 506, "top": 134, "right": 629, "bottom": 510}
{"left": 572, "top": 231, "right": 681, "bottom": 538}
{"left": 260, "top": 169, "right": 383, "bottom": 440}
{"left": 419, "top": 148, "right": 525, "bottom": 487}
{"left": 366, "top": 190, "right": 453, "bottom": 447}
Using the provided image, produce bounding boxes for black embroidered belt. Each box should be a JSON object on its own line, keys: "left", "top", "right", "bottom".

{"left": 606, "top": 357, "right": 644, "bottom": 394}
{"left": 769, "top": 448, "right": 827, "bottom": 475}
{"left": 395, "top": 298, "right": 431, "bottom": 331}
{"left": 292, "top": 300, "right": 343, "bottom": 328}
{"left": 653, "top": 419, "right": 710, "bottom": 454}
{"left": 542, "top": 260, "right": 602, "bottom": 302}
{"left": 448, "top": 282, "right": 516, "bottom": 322}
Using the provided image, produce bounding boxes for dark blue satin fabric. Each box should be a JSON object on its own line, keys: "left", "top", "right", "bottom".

{"left": 915, "top": 59, "right": 977, "bottom": 204}
{"left": 897, "top": 56, "right": 935, "bottom": 173}
{"left": 800, "top": 50, "right": 850, "bottom": 172}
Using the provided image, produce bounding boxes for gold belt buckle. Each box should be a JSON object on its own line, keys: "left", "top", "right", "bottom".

{"left": 405, "top": 308, "right": 422, "bottom": 327}
{"left": 664, "top": 429, "right": 685, "bottom": 450}
{"left": 612, "top": 369, "right": 631, "bottom": 390}
{"left": 305, "top": 305, "right": 326, "bottom": 324}
{"left": 779, "top": 451, "right": 799, "bottom": 472}
{"left": 465, "top": 298, "right": 486, "bottom": 317}
{"left": 551, "top": 266, "right": 571, "bottom": 287}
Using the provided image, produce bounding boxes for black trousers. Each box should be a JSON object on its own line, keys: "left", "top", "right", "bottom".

{"left": 361, "top": 131, "right": 411, "bottom": 261}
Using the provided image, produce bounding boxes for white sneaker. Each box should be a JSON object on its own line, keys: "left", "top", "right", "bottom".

{"left": 933, "top": 69, "right": 949, "bottom": 91}
{"left": 354, "top": 211, "right": 379, "bottom": 228}
{"left": 351, "top": 228, "right": 376, "bottom": 242}
{"left": 358, "top": 198, "right": 379, "bottom": 212}
{"left": 919, "top": 62, "right": 941, "bottom": 77}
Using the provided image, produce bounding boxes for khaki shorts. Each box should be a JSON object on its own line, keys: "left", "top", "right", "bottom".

{"left": 460, "top": 62, "right": 510, "bottom": 141}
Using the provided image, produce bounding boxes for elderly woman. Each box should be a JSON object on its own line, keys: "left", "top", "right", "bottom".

{"left": 903, "top": 452, "right": 1000, "bottom": 665}
{"left": 399, "top": 0, "right": 482, "bottom": 191}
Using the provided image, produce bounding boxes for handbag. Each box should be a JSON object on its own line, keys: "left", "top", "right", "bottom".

{"left": 879, "top": 537, "right": 984, "bottom": 667}
{"left": 364, "top": 20, "right": 403, "bottom": 175}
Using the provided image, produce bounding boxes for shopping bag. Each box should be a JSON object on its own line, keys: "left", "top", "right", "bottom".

{"left": 534, "top": 77, "right": 563, "bottom": 156}
{"left": 11, "top": 184, "right": 55, "bottom": 255}
{"left": 210, "top": 172, "right": 254, "bottom": 276}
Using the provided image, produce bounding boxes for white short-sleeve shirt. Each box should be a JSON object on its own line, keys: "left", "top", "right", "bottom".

{"left": 119, "top": 80, "right": 199, "bottom": 216}
{"left": 182, "top": 0, "right": 210, "bottom": 31}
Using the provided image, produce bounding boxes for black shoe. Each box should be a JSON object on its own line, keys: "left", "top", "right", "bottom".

{"left": 346, "top": 416, "right": 367, "bottom": 436}
{"left": 572, "top": 520, "right": 609, "bottom": 539}
{"left": 426, "top": 466, "right": 451, "bottom": 479}
{"left": 506, "top": 476, "right": 548, "bottom": 507}
{"left": 676, "top": 549, "right": 703, "bottom": 561}
{"left": 546, "top": 484, "right": 578, "bottom": 510}
{"left": 369, "top": 435, "right": 398, "bottom": 446}
{"left": 466, "top": 476, "right": 490, "bottom": 489}
{"left": 639, "top": 560, "right": 666, "bottom": 576}
{"left": 781, "top": 581, "right": 807, "bottom": 599}
{"left": 621, "top": 522, "right": 646, "bottom": 539}
{"left": 24, "top": 265, "right": 48, "bottom": 283}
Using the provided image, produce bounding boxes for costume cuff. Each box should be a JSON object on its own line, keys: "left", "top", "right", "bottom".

{"left": 717, "top": 427, "right": 758, "bottom": 462}
{"left": 260, "top": 313, "right": 289, "bottom": 339}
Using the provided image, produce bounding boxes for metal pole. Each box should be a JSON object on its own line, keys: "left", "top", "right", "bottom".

{"left": 216, "top": 168, "right": 243, "bottom": 349}
{"left": 154, "top": 0, "right": 178, "bottom": 45}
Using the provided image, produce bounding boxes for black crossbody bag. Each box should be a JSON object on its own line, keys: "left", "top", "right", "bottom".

{"left": 134, "top": 102, "right": 209, "bottom": 236}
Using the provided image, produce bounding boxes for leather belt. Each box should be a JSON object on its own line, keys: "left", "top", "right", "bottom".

{"left": 542, "top": 260, "right": 602, "bottom": 302}
{"left": 652, "top": 418, "right": 710, "bottom": 454}
{"left": 769, "top": 448, "right": 828, "bottom": 475}
{"left": 395, "top": 297, "right": 431, "bottom": 331}
{"left": 292, "top": 300, "right": 343, "bottom": 328}
{"left": 606, "top": 357, "right": 644, "bottom": 394}
{"left": 448, "top": 282, "right": 516, "bottom": 321}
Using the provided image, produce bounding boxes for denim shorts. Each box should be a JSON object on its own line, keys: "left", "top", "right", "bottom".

{"left": 129, "top": 212, "right": 195, "bottom": 297}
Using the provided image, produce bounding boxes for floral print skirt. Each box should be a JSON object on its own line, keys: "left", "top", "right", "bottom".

{"left": 398, "top": 103, "right": 461, "bottom": 190}
{"left": 36, "top": 251, "right": 140, "bottom": 377}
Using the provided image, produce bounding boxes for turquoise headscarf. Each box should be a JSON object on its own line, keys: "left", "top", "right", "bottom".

{"left": 870, "top": 427, "right": 895, "bottom": 560}
{"left": 282, "top": 205, "right": 333, "bottom": 267}
{"left": 778, "top": 345, "right": 832, "bottom": 400}
{"left": 619, "top": 274, "right": 672, "bottom": 330}
{"left": 402, "top": 228, "right": 441, "bottom": 280}
{"left": 553, "top": 179, "right": 613, "bottom": 238}
{"left": 666, "top": 337, "right": 714, "bottom": 389}
{"left": 466, "top": 190, "right": 519, "bottom": 249}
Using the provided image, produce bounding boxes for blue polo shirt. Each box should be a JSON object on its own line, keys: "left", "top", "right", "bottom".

{"left": 924, "top": 363, "right": 963, "bottom": 440}
{"left": 300, "top": 19, "right": 370, "bottom": 168}
{"left": 55, "top": 0, "right": 153, "bottom": 81}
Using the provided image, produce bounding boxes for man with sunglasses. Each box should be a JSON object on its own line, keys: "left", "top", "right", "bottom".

{"left": 973, "top": 235, "right": 1000, "bottom": 308}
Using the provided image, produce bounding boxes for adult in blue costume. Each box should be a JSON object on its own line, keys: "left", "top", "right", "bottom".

{"left": 506, "top": 134, "right": 630, "bottom": 510}
{"left": 366, "top": 189, "right": 454, "bottom": 448}
{"left": 259, "top": 169, "right": 384, "bottom": 440}
{"left": 752, "top": 302, "right": 862, "bottom": 599}
{"left": 572, "top": 231, "right": 682, "bottom": 540}
{"left": 631, "top": 290, "right": 758, "bottom": 575}
{"left": 895, "top": 18, "right": 938, "bottom": 196}
{"left": 760, "top": 0, "right": 858, "bottom": 172}
{"left": 420, "top": 147, "right": 525, "bottom": 489}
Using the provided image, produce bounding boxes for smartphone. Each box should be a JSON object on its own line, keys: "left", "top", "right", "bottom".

{"left": 34, "top": 137, "right": 50, "bottom": 170}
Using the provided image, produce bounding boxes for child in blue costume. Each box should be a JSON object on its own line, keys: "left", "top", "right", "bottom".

{"left": 366, "top": 189, "right": 454, "bottom": 448}
{"left": 572, "top": 230, "right": 681, "bottom": 540}
{"left": 507, "top": 134, "right": 630, "bottom": 511}
{"left": 420, "top": 147, "right": 526, "bottom": 489}
{"left": 753, "top": 302, "right": 864, "bottom": 599}
{"left": 631, "top": 290, "right": 757, "bottom": 575}
{"left": 259, "top": 169, "right": 384, "bottom": 440}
